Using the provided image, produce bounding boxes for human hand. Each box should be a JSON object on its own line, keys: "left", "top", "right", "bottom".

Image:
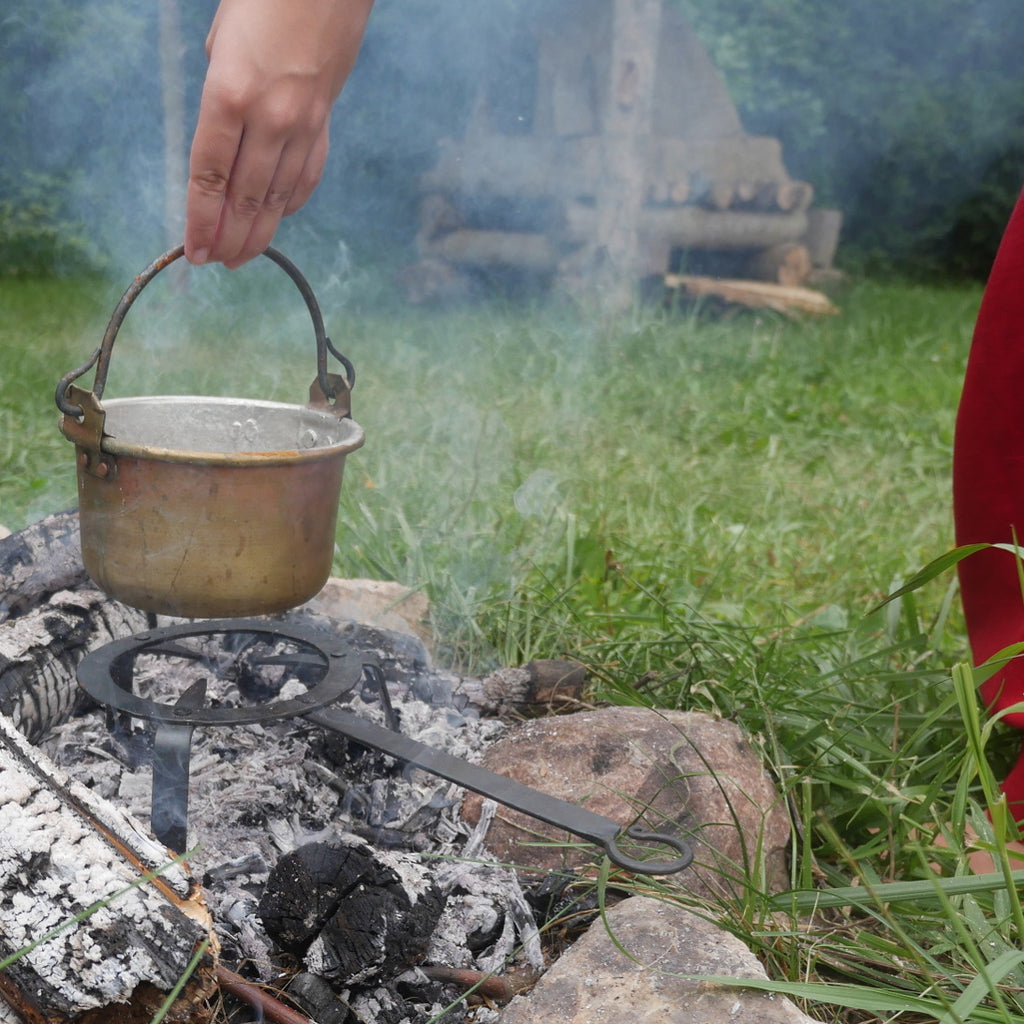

{"left": 184, "top": 0, "right": 373, "bottom": 269}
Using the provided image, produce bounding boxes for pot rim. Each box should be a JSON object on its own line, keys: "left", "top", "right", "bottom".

{"left": 96, "top": 394, "right": 365, "bottom": 467}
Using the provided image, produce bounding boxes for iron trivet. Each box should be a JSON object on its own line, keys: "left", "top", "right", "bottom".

{"left": 76, "top": 618, "right": 693, "bottom": 875}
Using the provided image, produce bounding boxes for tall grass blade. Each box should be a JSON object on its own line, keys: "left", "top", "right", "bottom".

{"left": 869, "top": 544, "right": 989, "bottom": 614}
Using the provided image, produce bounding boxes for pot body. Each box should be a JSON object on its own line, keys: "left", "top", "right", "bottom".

{"left": 72, "top": 396, "right": 364, "bottom": 618}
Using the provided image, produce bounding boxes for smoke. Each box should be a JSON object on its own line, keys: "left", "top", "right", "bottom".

{"left": 6, "top": 0, "right": 1024, "bottom": 281}
{"left": 2, "top": 0, "right": 546, "bottom": 280}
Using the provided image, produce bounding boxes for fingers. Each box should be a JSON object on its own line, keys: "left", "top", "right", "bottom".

{"left": 221, "top": 126, "right": 329, "bottom": 270}
{"left": 185, "top": 108, "right": 330, "bottom": 269}
{"left": 184, "top": 114, "right": 239, "bottom": 266}
{"left": 184, "top": 0, "right": 373, "bottom": 269}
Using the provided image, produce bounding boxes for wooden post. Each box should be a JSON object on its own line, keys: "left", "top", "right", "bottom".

{"left": 159, "top": 0, "right": 186, "bottom": 248}
{"left": 559, "top": 0, "right": 663, "bottom": 309}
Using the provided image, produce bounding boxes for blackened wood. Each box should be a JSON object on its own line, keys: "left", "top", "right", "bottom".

{"left": 455, "top": 660, "right": 587, "bottom": 716}
{"left": 0, "top": 510, "right": 88, "bottom": 623}
{"left": 215, "top": 966, "right": 316, "bottom": 1024}
{"left": 284, "top": 973, "right": 352, "bottom": 1024}
{"left": 0, "top": 511, "right": 149, "bottom": 743}
{"left": 260, "top": 840, "right": 444, "bottom": 987}
{"left": 0, "top": 588, "right": 148, "bottom": 743}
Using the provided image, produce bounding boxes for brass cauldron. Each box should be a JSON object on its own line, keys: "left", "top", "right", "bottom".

{"left": 56, "top": 245, "right": 364, "bottom": 618}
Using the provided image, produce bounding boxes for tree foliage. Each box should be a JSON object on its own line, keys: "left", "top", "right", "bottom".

{"left": 676, "top": 0, "right": 1024, "bottom": 273}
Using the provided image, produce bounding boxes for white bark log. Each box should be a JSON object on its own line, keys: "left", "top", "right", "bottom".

{"left": 0, "top": 713, "right": 215, "bottom": 1022}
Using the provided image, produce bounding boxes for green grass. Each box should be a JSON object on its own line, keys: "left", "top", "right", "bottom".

{"left": 8, "top": 267, "right": 1022, "bottom": 1022}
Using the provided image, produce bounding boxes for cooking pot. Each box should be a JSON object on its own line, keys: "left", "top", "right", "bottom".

{"left": 55, "top": 245, "right": 365, "bottom": 619}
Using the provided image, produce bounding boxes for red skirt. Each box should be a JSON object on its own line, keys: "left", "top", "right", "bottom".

{"left": 954, "top": 187, "right": 1024, "bottom": 815}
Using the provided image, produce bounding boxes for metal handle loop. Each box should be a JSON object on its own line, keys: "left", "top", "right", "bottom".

{"left": 602, "top": 826, "right": 695, "bottom": 876}
{"left": 55, "top": 245, "right": 353, "bottom": 417}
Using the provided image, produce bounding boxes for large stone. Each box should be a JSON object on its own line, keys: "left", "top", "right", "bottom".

{"left": 497, "top": 896, "right": 823, "bottom": 1024}
{"left": 303, "top": 577, "right": 431, "bottom": 645}
{"left": 462, "top": 707, "right": 790, "bottom": 896}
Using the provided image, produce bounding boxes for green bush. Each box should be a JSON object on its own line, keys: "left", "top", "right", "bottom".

{"left": 677, "top": 0, "right": 1024, "bottom": 277}
{"left": 0, "top": 174, "right": 101, "bottom": 277}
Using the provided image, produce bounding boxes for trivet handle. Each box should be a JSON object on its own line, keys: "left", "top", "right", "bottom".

{"left": 55, "top": 244, "right": 354, "bottom": 418}
{"left": 305, "top": 705, "right": 695, "bottom": 876}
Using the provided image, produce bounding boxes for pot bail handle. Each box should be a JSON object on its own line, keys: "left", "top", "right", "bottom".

{"left": 55, "top": 244, "right": 354, "bottom": 418}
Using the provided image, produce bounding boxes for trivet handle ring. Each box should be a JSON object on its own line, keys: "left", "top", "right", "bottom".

{"left": 602, "top": 826, "right": 694, "bottom": 875}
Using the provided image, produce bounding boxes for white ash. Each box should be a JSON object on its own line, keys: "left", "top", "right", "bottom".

{"left": 35, "top": 627, "right": 552, "bottom": 1024}
{"left": 426, "top": 801, "right": 544, "bottom": 974}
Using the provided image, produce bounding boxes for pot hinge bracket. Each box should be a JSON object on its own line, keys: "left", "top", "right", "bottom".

{"left": 308, "top": 371, "right": 352, "bottom": 420}
{"left": 59, "top": 384, "right": 116, "bottom": 480}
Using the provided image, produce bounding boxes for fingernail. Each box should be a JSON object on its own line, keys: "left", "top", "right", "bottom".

{"left": 191, "top": 248, "right": 209, "bottom": 265}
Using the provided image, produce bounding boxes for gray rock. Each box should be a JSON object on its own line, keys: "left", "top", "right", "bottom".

{"left": 497, "top": 896, "right": 823, "bottom": 1024}
{"left": 302, "top": 577, "right": 431, "bottom": 645}
{"left": 462, "top": 707, "right": 791, "bottom": 897}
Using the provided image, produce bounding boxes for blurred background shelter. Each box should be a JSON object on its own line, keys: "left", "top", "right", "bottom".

{"left": 401, "top": 0, "right": 841, "bottom": 305}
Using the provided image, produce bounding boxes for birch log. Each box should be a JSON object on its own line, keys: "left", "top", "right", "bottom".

{"left": 0, "top": 511, "right": 149, "bottom": 744}
{"left": 0, "top": 713, "right": 216, "bottom": 1024}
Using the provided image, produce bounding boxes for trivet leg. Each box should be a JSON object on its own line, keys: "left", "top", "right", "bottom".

{"left": 150, "top": 679, "right": 206, "bottom": 852}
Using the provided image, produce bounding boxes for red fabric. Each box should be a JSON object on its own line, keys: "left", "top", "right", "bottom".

{"left": 954, "top": 187, "right": 1024, "bottom": 814}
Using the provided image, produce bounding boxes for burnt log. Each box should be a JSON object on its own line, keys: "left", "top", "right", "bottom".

{"left": 0, "top": 512, "right": 578, "bottom": 753}
{"left": 0, "top": 713, "right": 216, "bottom": 1024}
{"left": 0, "top": 511, "right": 88, "bottom": 624}
{"left": 454, "top": 660, "right": 587, "bottom": 717}
{"left": 0, "top": 511, "right": 149, "bottom": 744}
{"left": 259, "top": 839, "right": 444, "bottom": 987}
{"left": 0, "top": 587, "right": 148, "bottom": 744}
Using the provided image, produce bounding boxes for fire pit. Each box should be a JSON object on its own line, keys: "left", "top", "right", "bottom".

{"left": 76, "top": 617, "right": 692, "bottom": 876}
{"left": 53, "top": 245, "right": 691, "bottom": 878}
{"left": 24, "top": 246, "right": 693, "bottom": 1022}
